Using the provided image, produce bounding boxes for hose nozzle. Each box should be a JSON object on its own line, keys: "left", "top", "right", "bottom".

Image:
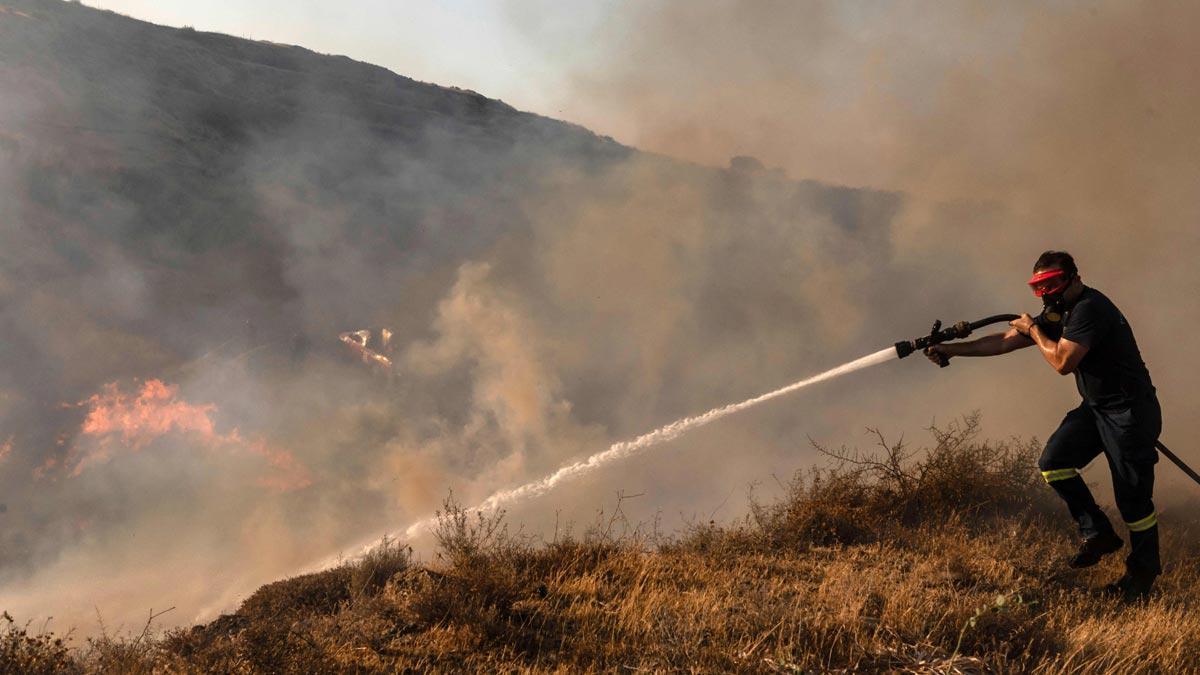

{"left": 894, "top": 315, "right": 1018, "bottom": 366}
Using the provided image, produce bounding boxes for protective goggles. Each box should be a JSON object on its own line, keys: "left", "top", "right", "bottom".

{"left": 1027, "top": 269, "right": 1071, "bottom": 297}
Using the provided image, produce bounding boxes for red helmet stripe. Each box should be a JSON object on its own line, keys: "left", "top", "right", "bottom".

{"left": 1027, "top": 269, "right": 1065, "bottom": 285}
{"left": 1028, "top": 269, "right": 1070, "bottom": 297}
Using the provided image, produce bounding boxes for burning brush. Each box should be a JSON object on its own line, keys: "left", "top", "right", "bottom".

{"left": 338, "top": 328, "right": 395, "bottom": 373}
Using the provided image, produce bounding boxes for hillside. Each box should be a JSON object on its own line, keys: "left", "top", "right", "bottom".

{"left": 1, "top": 0, "right": 921, "bottom": 627}
{"left": 6, "top": 417, "right": 1200, "bottom": 673}
{"left": 12, "top": 0, "right": 1183, "bottom": 667}
{"left": 0, "top": 0, "right": 631, "bottom": 367}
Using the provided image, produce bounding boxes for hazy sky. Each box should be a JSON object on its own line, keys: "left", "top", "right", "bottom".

{"left": 71, "top": 1, "right": 1038, "bottom": 193}
{"left": 83, "top": 0, "right": 609, "bottom": 123}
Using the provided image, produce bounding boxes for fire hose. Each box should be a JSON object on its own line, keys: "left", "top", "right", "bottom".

{"left": 894, "top": 313, "right": 1200, "bottom": 488}
{"left": 892, "top": 314, "right": 1020, "bottom": 366}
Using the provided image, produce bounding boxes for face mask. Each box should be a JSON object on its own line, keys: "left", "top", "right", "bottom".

{"left": 1028, "top": 269, "right": 1073, "bottom": 324}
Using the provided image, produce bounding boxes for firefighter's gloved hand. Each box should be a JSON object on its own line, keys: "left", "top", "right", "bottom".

{"left": 1010, "top": 313, "right": 1036, "bottom": 337}
{"left": 924, "top": 345, "right": 950, "bottom": 366}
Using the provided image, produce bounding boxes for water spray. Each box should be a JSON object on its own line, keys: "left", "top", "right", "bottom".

{"left": 318, "top": 311, "right": 1198, "bottom": 570}
{"left": 396, "top": 345, "right": 898, "bottom": 541}
{"left": 428, "top": 312, "right": 1017, "bottom": 540}
{"left": 301, "top": 340, "right": 903, "bottom": 572}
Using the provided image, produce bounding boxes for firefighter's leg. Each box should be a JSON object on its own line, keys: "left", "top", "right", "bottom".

{"left": 1109, "top": 459, "right": 1160, "bottom": 578}
{"left": 1039, "top": 404, "right": 1114, "bottom": 540}
{"left": 1097, "top": 400, "right": 1163, "bottom": 581}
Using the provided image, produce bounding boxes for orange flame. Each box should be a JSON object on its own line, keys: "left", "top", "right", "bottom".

{"left": 80, "top": 379, "right": 216, "bottom": 448}
{"left": 0, "top": 436, "right": 12, "bottom": 464}
{"left": 33, "top": 455, "right": 58, "bottom": 481}
{"left": 0, "top": 6, "right": 35, "bottom": 19}
{"left": 339, "top": 329, "right": 394, "bottom": 370}
{"left": 63, "top": 379, "right": 311, "bottom": 491}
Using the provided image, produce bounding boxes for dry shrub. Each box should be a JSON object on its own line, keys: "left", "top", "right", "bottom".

{"left": 704, "top": 413, "right": 1064, "bottom": 554}
{"left": 158, "top": 538, "right": 411, "bottom": 673}
{"left": 349, "top": 537, "right": 412, "bottom": 601}
{"left": 240, "top": 568, "right": 354, "bottom": 624}
{"left": 228, "top": 568, "right": 354, "bottom": 673}
{"left": 0, "top": 611, "right": 78, "bottom": 675}
{"left": 11, "top": 415, "right": 1200, "bottom": 673}
{"left": 76, "top": 607, "right": 178, "bottom": 675}
{"left": 405, "top": 498, "right": 530, "bottom": 641}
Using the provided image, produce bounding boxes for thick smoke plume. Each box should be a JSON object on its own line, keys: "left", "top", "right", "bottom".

{"left": 513, "top": 0, "right": 1200, "bottom": 485}
{"left": 2, "top": 0, "right": 1198, "bottom": 637}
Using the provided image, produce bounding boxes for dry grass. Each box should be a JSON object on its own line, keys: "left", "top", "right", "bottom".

{"left": 6, "top": 414, "right": 1200, "bottom": 673}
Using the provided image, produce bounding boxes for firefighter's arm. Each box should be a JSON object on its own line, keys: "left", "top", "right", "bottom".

{"left": 925, "top": 328, "right": 1032, "bottom": 364}
{"left": 1027, "top": 321, "right": 1089, "bottom": 375}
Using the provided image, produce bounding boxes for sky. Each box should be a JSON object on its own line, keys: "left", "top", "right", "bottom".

{"left": 83, "top": 0, "right": 608, "bottom": 123}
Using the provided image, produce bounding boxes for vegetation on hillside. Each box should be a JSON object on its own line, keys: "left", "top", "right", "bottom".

{"left": 6, "top": 414, "right": 1200, "bottom": 673}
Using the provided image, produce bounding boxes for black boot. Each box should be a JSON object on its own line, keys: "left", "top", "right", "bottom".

{"left": 1103, "top": 571, "right": 1156, "bottom": 603}
{"left": 1104, "top": 526, "right": 1161, "bottom": 603}
{"left": 1068, "top": 530, "right": 1123, "bottom": 569}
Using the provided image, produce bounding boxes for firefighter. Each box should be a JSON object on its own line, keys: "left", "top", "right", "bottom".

{"left": 925, "top": 251, "right": 1161, "bottom": 602}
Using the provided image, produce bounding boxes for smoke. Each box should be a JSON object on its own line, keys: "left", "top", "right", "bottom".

{"left": 3, "top": 0, "right": 1199, "bottom": 637}
{"left": 511, "top": 0, "right": 1200, "bottom": 326}
{"left": 522, "top": 2, "right": 1200, "bottom": 208}
{"left": 509, "top": 0, "right": 1200, "bottom": 475}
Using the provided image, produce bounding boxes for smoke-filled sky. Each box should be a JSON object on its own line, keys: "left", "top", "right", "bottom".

{"left": 81, "top": 0, "right": 605, "bottom": 117}
{"left": 4, "top": 0, "right": 1200, "bottom": 638}
{"left": 80, "top": 0, "right": 1200, "bottom": 312}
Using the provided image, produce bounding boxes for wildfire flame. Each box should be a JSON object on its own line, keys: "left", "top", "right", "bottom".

{"left": 0, "top": 6, "right": 35, "bottom": 19}
{"left": 32, "top": 456, "right": 57, "bottom": 481}
{"left": 59, "top": 379, "right": 311, "bottom": 491}
{"left": 339, "top": 329, "right": 394, "bottom": 371}
{"left": 0, "top": 436, "right": 12, "bottom": 465}
{"left": 80, "top": 379, "right": 215, "bottom": 448}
